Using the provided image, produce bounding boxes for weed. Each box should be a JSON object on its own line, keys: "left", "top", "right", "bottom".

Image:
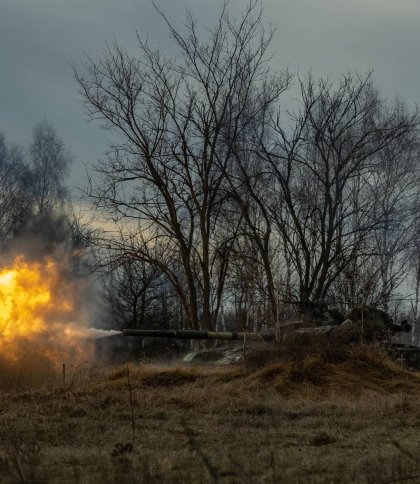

{"left": 0, "top": 346, "right": 419, "bottom": 482}
{"left": 0, "top": 442, "right": 41, "bottom": 483}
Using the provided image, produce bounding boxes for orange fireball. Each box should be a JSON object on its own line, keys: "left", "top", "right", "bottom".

{"left": 0, "top": 255, "right": 91, "bottom": 365}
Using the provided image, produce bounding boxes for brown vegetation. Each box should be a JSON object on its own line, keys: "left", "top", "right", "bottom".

{"left": 1, "top": 346, "right": 420, "bottom": 482}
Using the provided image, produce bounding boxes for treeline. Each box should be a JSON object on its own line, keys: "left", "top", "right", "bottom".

{"left": 0, "top": 120, "right": 74, "bottom": 246}
{"left": 73, "top": 3, "right": 420, "bottom": 334}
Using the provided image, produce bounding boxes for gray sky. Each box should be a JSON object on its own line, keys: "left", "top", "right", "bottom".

{"left": 1, "top": 0, "right": 419, "bottom": 191}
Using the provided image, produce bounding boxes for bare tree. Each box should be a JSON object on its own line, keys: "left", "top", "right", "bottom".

{"left": 330, "top": 119, "right": 420, "bottom": 313}
{"left": 29, "top": 120, "right": 72, "bottom": 215}
{"left": 0, "top": 133, "right": 31, "bottom": 244}
{"left": 223, "top": 136, "right": 286, "bottom": 325}
{"left": 370, "top": 130, "right": 419, "bottom": 311}
{"left": 75, "top": 2, "right": 288, "bottom": 330}
{"left": 256, "top": 73, "right": 419, "bottom": 313}
{"left": 410, "top": 188, "right": 420, "bottom": 343}
{"left": 102, "top": 257, "right": 163, "bottom": 329}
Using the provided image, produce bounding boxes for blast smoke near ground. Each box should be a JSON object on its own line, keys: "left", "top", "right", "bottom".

{"left": 0, "top": 210, "right": 115, "bottom": 385}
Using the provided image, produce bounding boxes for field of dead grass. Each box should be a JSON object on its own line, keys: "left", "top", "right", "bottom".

{"left": 1, "top": 346, "right": 420, "bottom": 483}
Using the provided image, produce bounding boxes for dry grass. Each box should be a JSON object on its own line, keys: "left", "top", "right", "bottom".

{"left": 1, "top": 346, "right": 420, "bottom": 482}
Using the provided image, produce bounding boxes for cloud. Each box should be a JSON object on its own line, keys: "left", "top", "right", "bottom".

{"left": 1, "top": 0, "right": 419, "bottom": 193}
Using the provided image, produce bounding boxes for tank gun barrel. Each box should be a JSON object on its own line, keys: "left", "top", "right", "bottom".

{"left": 122, "top": 329, "right": 275, "bottom": 342}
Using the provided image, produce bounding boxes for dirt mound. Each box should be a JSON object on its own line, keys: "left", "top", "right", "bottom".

{"left": 247, "top": 346, "right": 420, "bottom": 396}
{"left": 100, "top": 345, "right": 420, "bottom": 398}
{"left": 3, "top": 342, "right": 417, "bottom": 400}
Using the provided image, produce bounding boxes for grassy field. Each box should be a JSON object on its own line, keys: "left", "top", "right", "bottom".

{"left": 1, "top": 346, "right": 420, "bottom": 483}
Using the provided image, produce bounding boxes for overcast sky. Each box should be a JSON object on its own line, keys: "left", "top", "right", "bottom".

{"left": 1, "top": 0, "right": 419, "bottom": 191}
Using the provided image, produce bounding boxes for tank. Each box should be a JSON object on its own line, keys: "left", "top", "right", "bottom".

{"left": 121, "top": 307, "right": 415, "bottom": 366}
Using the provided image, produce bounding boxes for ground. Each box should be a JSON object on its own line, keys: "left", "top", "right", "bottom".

{"left": 1, "top": 347, "right": 420, "bottom": 483}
